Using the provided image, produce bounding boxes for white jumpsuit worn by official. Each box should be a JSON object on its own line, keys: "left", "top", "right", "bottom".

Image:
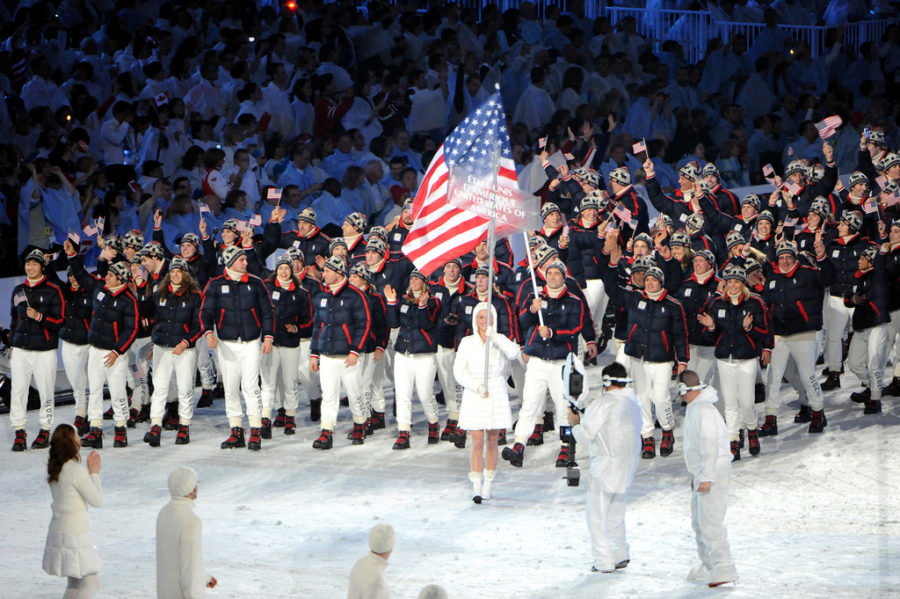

{"left": 572, "top": 386, "right": 642, "bottom": 572}
{"left": 683, "top": 386, "right": 736, "bottom": 585}
{"left": 156, "top": 498, "right": 211, "bottom": 597}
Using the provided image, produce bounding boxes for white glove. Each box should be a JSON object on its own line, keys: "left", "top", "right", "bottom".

{"left": 477, "top": 384, "right": 488, "bottom": 397}
{"left": 484, "top": 326, "right": 497, "bottom": 341}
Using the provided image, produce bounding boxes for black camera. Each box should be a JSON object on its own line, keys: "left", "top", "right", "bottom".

{"left": 568, "top": 369, "right": 583, "bottom": 399}
{"left": 566, "top": 463, "right": 581, "bottom": 487}
{"left": 559, "top": 424, "right": 574, "bottom": 443}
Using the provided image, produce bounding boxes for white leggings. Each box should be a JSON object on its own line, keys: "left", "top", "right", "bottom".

{"left": 717, "top": 358, "right": 758, "bottom": 440}
{"left": 261, "top": 345, "right": 300, "bottom": 416}
{"left": 631, "top": 359, "right": 674, "bottom": 438}
{"left": 583, "top": 278, "right": 608, "bottom": 339}
{"left": 394, "top": 353, "right": 439, "bottom": 430}
{"left": 824, "top": 295, "right": 853, "bottom": 370}
{"left": 63, "top": 573, "right": 99, "bottom": 599}
{"left": 847, "top": 324, "right": 890, "bottom": 400}
{"left": 61, "top": 341, "right": 90, "bottom": 418}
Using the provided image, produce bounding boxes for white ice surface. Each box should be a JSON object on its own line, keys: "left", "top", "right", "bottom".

{"left": 1, "top": 364, "right": 899, "bottom": 598}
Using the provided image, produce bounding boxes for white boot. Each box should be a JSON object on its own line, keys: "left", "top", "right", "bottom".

{"left": 481, "top": 469, "right": 496, "bottom": 500}
{"left": 468, "top": 471, "right": 483, "bottom": 503}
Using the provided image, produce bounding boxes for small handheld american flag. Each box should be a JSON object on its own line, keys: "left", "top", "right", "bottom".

{"left": 815, "top": 115, "right": 843, "bottom": 140}
{"left": 267, "top": 188, "right": 282, "bottom": 202}
{"left": 632, "top": 139, "right": 647, "bottom": 156}
{"left": 13, "top": 290, "right": 28, "bottom": 307}
{"left": 863, "top": 198, "right": 878, "bottom": 214}
{"left": 613, "top": 202, "right": 632, "bottom": 223}
{"left": 762, "top": 164, "right": 774, "bottom": 178}
{"left": 199, "top": 203, "right": 211, "bottom": 214}
{"left": 784, "top": 216, "right": 799, "bottom": 227}
{"left": 882, "top": 186, "right": 900, "bottom": 207}
{"left": 82, "top": 222, "right": 99, "bottom": 237}
{"left": 249, "top": 214, "right": 262, "bottom": 227}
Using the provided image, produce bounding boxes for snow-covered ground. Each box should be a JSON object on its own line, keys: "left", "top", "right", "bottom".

{"left": 2, "top": 363, "right": 899, "bottom": 598}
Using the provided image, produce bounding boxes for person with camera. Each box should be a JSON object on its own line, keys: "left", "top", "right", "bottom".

{"left": 502, "top": 260, "right": 584, "bottom": 468}
{"left": 678, "top": 370, "right": 737, "bottom": 588}
{"left": 454, "top": 302, "right": 521, "bottom": 503}
{"left": 568, "top": 361, "right": 642, "bottom": 573}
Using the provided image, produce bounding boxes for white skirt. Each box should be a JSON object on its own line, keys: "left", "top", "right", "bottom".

{"left": 458, "top": 382, "right": 512, "bottom": 431}
{"left": 42, "top": 530, "right": 101, "bottom": 578}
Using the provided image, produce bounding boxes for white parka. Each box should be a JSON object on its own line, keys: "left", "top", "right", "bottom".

{"left": 572, "top": 386, "right": 643, "bottom": 493}
{"left": 683, "top": 386, "right": 732, "bottom": 485}
{"left": 347, "top": 553, "right": 391, "bottom": 599}
{"left": 156, "top": 497, "right": 209, "bottom": 599}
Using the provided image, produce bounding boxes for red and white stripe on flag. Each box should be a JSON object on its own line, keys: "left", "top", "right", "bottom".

{"left": 402, "top": 152, "right": 492, "bottom": 276}
{"left": 632, "top": 140, "right": 646, "bottom": 155}
{"left": 863, "top": 198, "right": 878, "bottom": 214}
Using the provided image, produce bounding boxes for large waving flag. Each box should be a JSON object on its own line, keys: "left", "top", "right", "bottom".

{"left": 402, "top": 91, "right": 540, "bottom": 276}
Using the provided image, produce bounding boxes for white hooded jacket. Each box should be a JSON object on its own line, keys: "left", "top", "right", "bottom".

{"left": 683, "top": 386, "right": 732, "bottom": 485}
{"left": 573, "top": 386, "right": 643, "bottom": 493}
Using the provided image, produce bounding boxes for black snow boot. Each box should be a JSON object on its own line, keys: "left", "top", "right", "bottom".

{"left": 221, "top": 427, "right": 246, "bottom": 449}
{"left": 501, "top": 442, "right": 524, "bottom": 467}
{"left": 641, "top": 436, "right": 655, "bottom": 459}
{"left": 247, "top": 428, "right": 262, "bottom": 451}
{"left": 808, "top": 410, "right": 827, "bottom": 433}
{"left": 758, "top": 415, "right": 777, "bottom": 437}
{"left": 31, "top": 429, "right": 50, "bottom": 449}
{"left": 794, "top": 404, "right": 812, "bottom": 423}
{"left": 143, "top": 424, "right": 162, "bottom": 447}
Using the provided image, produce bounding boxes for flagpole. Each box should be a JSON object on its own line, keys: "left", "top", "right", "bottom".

{"left": 483, "top": 141, "right": 500, "bottom": 391}
{"left": 522, "top": 231, "right": 544, "bottom": 327}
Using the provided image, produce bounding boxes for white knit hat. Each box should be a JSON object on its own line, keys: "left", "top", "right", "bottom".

{"left": 369, "top": 523, "right": 396, "bottom": 553}
{"left": 418, "top": 584, "right": 449, "bottom": 599}
{"left": 168, "top": 466, "right": 198, "bottom": 498}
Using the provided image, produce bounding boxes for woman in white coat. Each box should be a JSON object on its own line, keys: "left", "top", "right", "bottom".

{"left": 42, "top": 424, "right": 102, "bottom": 599}
{"left": 454, "top": 302, "right": 521, "bottom": 503}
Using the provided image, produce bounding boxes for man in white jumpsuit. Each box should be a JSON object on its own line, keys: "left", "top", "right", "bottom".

{"left": 680, "top": 370, "right": 737, "bottom": 587}
{"left": 570, "top": 361, "right": 642, "bottom": 573}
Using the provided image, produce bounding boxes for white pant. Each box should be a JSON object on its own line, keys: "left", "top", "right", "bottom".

{"left": 383, "top": 329, "right": 400, "bottom": 383}
{"left": 394, "top": 352, "right": 439, "bottom": 430}
{"left": 61, "top": 341, "right": 90, "bottom": 418}
{"left": 717, "top": 358, "right": 758, "bottom": 439}
{"left": 583, "top": 278, "right": 608, "bottom": 339}
{"left": 435, "top": 346, "right": 463, "bottom": 418}
{"left": 319, "top": 354, "right": 365, "bottom": 429}
{"left": 87, "top": 346, "right": 130, "bottom": 424}
{"left": 196, "top": 344, "right": 217, "bottom": 390}
{"left": 766, "top": 335, "right": 824, "bottom": 413}
{"left": 216, "top": 339, "right": 263, "bottom": 428}
{"left": 691, "top": 473, "right": 735, "bottom": 580}
{"left": 513, "top": 356, "right": 566, "bottom": 444}
{"left": 688, "top": 345, "right": 717, "bottom": 386}
{"left": 126, "top": 336, "right": 152, "bottom": 408}
{"left": 631, "top": 359, "right": 674, "bottom": 437}
{"left": 9, "top": 348, "right": 57, "bottom": 429}
{"left": 149, "top": 345, "right": 197, "bottom": 423}
{"left": 297, "top": 339, "right": 321, "bottom": 402}
{"left": 261, "top": 345, "right": 300, "bottom": 416}
{"left": 888, "top": 311, "right": 900, "bottom": 378}
{"left": 825, "top": 295, "right": 853, "bottom": 370}
{"left": 361, "top": 351, "right": 387, "bottom": 412}
{"left": 847, "top": 324, "right": 890, "bottom": 400}
{"left": 586, "top": 483, "right": 629, "bottom": 571}
{"left": 509, "top": 353, "right": 526, "bottom": 400}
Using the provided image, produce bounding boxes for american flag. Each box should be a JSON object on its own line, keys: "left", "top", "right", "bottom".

{"left": 267, "top": 188, "right": 282, "bottom": 202}
{"left": 152, "top": 93, "right": 169, "bottom": 108}
{"left": 815, "top": 115, "right": 843, "bottom": 139}
{"left": 248, "top": 214, "right": 262, "bottom": 226}
{"left": 402, "top": 91, "right": 532, "bottom": 276}
{"left": 632, "top": 140, "right": 647, "bottom": 155}
{"left": 876, "top": 175, "right": 888, "bottom": 189}
{"left": 762, "top": 164, "right": 774, "bottom": 178}
{"left": 96, "top": 216, "right": 105, "bottom": 232}
{"left": 882, "top": 185, "right": 900, "bottom": 206}
{"left": 13, "top": 290, "right": 27, "bottom": 307}
{"left": 613, "top": 202, "right": 632, "bottom": 223}
{"left": 199, "top": 203, "right": 211, "bottom": 214}
{"left": 236, "top": 220, "right": 250, "bottom": 232}
{"left": 82, "top": 222, "right": 99, "bottom": 237}
{"left": 783, "top": 182, "right": 803, "bottom": 196}
{"left": 68, "top": 230, "right": 80, "bottom": 244}
{"left": 784, "top": 216, "right": 799, "bottom": 227}
{"left": 863, "top": 198, "right": 878, "bottom": 214}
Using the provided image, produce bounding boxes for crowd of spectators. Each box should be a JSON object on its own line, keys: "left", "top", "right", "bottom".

{"left": 0, "top": 0, "right": 898, "bottom": 276}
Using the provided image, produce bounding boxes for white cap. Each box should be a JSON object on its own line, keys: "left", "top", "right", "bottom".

{"left": 369, "top": 523, "right": 396, "bottom": 553}
{"left": 418, "top": 584, "right": 449, "bottom": 599}
{"left": 168, "top": 466, "right": 198, "bottom": 498}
